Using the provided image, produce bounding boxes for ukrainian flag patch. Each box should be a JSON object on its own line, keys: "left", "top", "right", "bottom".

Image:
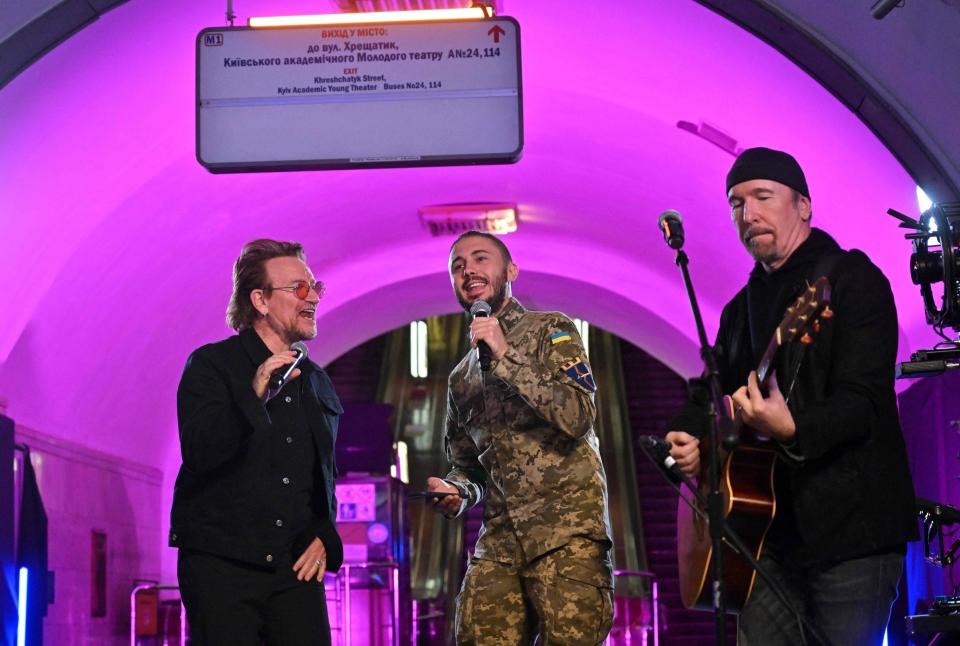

{"left": 563, "top": 358, "right": 596, "bottom": 393}
{"left": 551, "top": 332, "right": 572, "bottom": 345}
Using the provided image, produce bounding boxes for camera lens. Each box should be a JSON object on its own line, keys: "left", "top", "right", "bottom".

{"left": 911, "top": 250, "right": 943, "bottom": 285}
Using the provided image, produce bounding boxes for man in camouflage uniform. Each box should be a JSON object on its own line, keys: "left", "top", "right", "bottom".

{"left": 427, "top": 231, "right": 614, "bottom": 645}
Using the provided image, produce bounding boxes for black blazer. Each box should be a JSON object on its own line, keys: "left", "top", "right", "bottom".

{"left": 169, "top": 328, "right": 344, "bottom": 571}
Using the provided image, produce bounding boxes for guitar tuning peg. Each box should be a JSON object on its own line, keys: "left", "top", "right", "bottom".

{"left": 821, "top": 306, "right": 834, "bottom": 319}
{"left": 800, "top": 332, "right": 813, "bottom": 345}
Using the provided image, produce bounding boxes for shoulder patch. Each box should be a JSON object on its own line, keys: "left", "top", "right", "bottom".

{"left": 551, "top": 331, "right": 572, "bottom": 345}
{"left": 562, "top": 358, "right": 596, "bottom": 393}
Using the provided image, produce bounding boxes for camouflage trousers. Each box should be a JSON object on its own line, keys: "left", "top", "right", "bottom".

{"left": 455, "top": 537, "right": 614, "bottom": 645}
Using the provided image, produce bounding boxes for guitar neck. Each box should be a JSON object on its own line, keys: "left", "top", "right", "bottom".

{"left": 755, "top": 330, "right": 781, "bottom": 389}
{"left": 752, "top": 276, "right": 831, "bottom": 391}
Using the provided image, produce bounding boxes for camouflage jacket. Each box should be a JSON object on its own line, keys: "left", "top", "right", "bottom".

{"left": 444, "top": 298, "right": 613, "bottom": 564}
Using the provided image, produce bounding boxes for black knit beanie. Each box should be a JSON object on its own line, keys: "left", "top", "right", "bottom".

{"left": 726, "top": 147, "right": 810, "bottom": 199}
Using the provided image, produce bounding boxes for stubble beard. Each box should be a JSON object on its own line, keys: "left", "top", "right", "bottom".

{"left": 457, "top": 269, "right": 510, "bottom": 314}
{"left": 273, "top": 318, "right": 317, "bottom": 346}
{"left": 744, "top": 234, "right": 779, "bottom": 267}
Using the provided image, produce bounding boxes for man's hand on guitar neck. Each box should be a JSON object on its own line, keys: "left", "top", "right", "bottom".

{"left": 731, "top": 370, "right": 797, "bottom": 442}
{"left": 665, "top": 431, "right": 700, "bottom": 478}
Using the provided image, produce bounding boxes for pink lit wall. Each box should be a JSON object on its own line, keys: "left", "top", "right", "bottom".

{"left": 0, "top": 0, "right": 938, "bottom": 615}
{"left": 15, "top": 425, "right": 163, "bottom": 643}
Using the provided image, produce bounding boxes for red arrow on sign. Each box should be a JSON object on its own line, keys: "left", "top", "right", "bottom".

{"left": 487, "top": 25, "right": 505, "bottom": 43}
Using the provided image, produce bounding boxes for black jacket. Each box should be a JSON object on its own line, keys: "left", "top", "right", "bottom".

{"left": 169, "top": 328, "right": 344, "bottom": 571}
{"left": 673, "top": 229, "right": 917, "bottom": 562}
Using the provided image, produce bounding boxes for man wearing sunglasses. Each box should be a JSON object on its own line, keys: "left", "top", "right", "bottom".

{"left": 170, "top": 239, "right": 343, "bottom": 646}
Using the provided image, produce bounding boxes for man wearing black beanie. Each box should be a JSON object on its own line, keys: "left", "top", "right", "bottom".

{"left": 665, "top": 147, "right": 916, "bottom": 644}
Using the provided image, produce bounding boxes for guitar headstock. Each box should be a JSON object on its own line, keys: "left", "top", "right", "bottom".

{"left": 778, "top": 276, "right": 832, "bottom": 347}
{"left": 755, "top": 276, "right": 832, "bottom": 386}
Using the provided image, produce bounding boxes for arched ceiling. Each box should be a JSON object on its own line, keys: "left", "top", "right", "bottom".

{"left": 0, "top": 0, "right": 946, "bottom": 471}
{"left": 702, "top": 0, "right": 960, "bottom": 205}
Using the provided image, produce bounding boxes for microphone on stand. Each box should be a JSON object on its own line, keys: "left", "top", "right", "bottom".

{"left": 658, "top": 210, "right": 685, "bottom": 250}
{"left": 638, "top": 434, "right": 689, "bottom": 485}
{"left": 469, "top": 300, "right": 493, "bottom": 371}
{"left": 268, "top": 341, "right": 308, "bottom": 391}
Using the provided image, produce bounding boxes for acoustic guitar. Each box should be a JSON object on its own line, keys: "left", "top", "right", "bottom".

{"left": 677, "top": 276, "right": 831, "bottom": 612}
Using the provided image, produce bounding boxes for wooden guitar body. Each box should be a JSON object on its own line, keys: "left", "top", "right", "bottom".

{"left": 676, "top": 439, "right": 777, "bottom": 612}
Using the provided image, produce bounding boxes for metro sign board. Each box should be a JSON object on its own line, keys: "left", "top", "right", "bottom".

{"left": 197, "top": 17, "right": 522, "bottom": 172}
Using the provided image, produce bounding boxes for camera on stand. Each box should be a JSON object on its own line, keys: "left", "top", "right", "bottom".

{"left": 892, "top": 201, "right": 960, "bottom": 641}
{"left": 889, "top": 202, "right": 960, "bottom": 378}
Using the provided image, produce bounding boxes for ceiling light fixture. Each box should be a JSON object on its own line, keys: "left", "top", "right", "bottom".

{"left": 917, "top": 186, "right": 934, "bottom": 213}
{"left": 249, "top": 7, "right": 491, "bottom": 28}
{"left": 419, "top": 203, "right": 518, "bottom": 236}
{"left": 677, "top": 120, "right": 742, "bottom": 156}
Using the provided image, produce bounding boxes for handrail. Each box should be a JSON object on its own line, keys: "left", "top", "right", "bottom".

{"left": 336, "top": 562, "right": 401, "bottom": 646}
{"left": 129, "top": 583, "right": 185, "bottom": 646}
{"left": 611, "top": 569, "right": 659, "bottom": 646}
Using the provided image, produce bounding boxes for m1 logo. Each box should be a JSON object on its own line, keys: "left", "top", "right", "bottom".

{"left": 204, "top": 33, "right": 224, "bottom": 47}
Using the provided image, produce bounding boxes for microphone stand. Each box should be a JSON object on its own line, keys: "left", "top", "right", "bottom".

{"left": 671, "top": 247, "right": 731, "bottom": 644}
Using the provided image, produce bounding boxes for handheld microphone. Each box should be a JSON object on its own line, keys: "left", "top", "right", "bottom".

{"left": 658, "top": 210, "right": 685, "bottom": 250}
{"left": 268, "top": 341, "right": 308, "bottom": 391}
{"left": 469, "top": 300, "right": 493, "bottom": 371}
{"left": 638, "top": 434, "right": 687, "bottom": 485}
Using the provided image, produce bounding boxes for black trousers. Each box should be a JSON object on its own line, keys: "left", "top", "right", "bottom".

{"left": 178, "top": 549, "right": 331, "bottom": 646}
